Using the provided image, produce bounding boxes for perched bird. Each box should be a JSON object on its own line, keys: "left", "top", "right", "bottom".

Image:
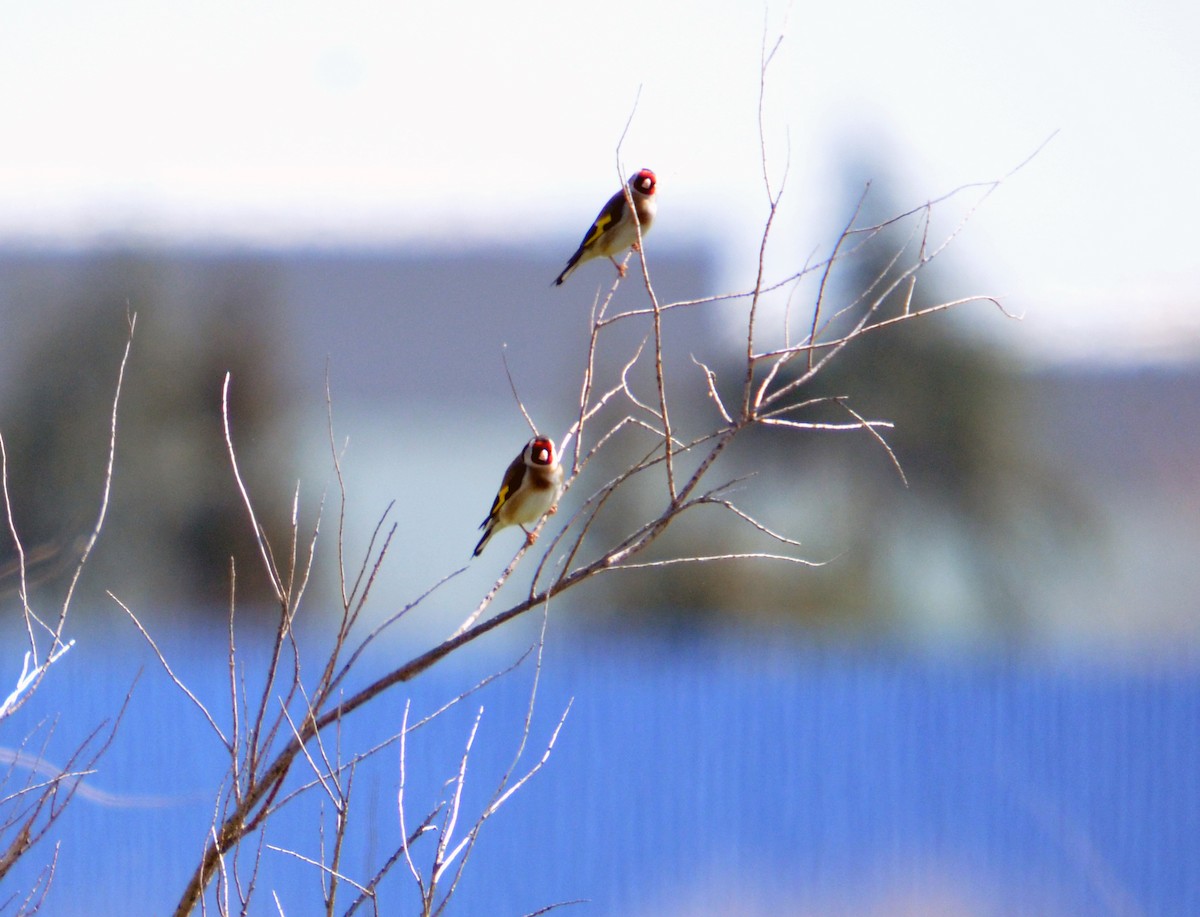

{"left": 473, "top": 436, "right": 564, "bottom": 557}
{"left": 554, "top": 168, "right": 657, "bottom": 286}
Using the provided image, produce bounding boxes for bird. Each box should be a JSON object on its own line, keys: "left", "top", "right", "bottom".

{"left": 473, "top": 436, "right": 565, "bottom": 557}
{"left": 554, "top": 168, "right": 657, "bottom": 286}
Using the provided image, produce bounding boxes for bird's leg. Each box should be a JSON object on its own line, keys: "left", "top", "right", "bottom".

{"left": 608, "top": 256, "right": 627, "bottom": 278}
{"left": 547, "top": 504, "right": 558, "bottom": 515}
{"left": 520, "top": 526, "right": 538, "bottom": 546}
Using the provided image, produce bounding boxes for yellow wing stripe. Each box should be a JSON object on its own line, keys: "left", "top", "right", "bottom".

{"left": 490, "top": 483, "right": 510, "bottom": 517}
{"left": 583, "top": 213, "right": 613, "bottom": 248}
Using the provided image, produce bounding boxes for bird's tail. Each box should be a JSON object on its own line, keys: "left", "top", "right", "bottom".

{"left": 472, "top": 522, "right": 495, "bottom": 557}
{"left": 553, "top": 249, "right": 583, "bottom": 286}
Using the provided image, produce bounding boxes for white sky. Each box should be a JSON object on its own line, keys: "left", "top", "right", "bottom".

{"left": 1, "top": 0, "right": 1198, "bottom": 364}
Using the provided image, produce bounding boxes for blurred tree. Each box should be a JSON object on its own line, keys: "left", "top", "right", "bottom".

{"left": 0, "top": 251, "right": 295, "bottom": 618}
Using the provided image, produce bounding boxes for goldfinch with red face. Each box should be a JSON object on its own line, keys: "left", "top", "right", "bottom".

{"left": 473, "top": 436, "right": 564, "bottom": 557}
{"left": 554, "top": 168, "right": 657, "bottom": 286}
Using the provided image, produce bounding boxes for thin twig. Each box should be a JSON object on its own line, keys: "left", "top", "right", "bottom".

{"left": 110, "top": 593, "right": 228, "bottom": 748}
{"left": 222, "top": 373, "right": 285, "bottom": 602}
{"left": 501, "top": 344, "right": 538, "bottom": 436}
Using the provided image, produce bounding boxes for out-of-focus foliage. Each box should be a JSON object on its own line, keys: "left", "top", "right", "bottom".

{"left": 0, "top": 252, "right": 294, "bottom": 615}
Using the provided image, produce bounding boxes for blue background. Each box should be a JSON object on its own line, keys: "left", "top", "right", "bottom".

{"left": 7, "top": 622, "right": 1195, "bottom": 916}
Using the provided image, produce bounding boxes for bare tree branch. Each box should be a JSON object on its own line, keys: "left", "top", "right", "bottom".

{"left": 149, "top": 30, "right": 1040, "bottom": 915}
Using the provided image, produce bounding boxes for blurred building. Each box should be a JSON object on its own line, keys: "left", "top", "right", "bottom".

{"left": 0, "top": 244, "right": 1196, "bottom": 649}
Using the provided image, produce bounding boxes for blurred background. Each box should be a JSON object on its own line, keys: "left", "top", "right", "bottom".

{"left": 1, "top": 1, "right": 1198, "bottom": 914}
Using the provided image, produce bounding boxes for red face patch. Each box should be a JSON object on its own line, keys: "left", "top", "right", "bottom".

{"left": 531, "top": 438, "right": 553, "bottom": 465}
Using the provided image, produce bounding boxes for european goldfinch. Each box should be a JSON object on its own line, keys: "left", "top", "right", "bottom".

{"left": 473, "top": 436, "right": 564, "bottom": 557}
{"left": 554, "top": 168, "right": 657, "bottom": 286}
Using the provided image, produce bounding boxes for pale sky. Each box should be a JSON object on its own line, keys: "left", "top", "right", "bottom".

{"left": 1, "top": 0, "right": 1198, "bottom": 363}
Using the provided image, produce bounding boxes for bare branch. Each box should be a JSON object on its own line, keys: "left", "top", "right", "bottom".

{"left": 265, "top": 846, "right": 371, "bottom": 897}
{"left": 395, "top": 702, "right": 427, "bottom": 899}
{"left": 836, "top": 398, "right": 908, "bottom": 487}
{"left": 431, "top": 707, "right": 484, "bottom": 886}
{"left": 501, "top": 343, "right": 539, "bottom": 437}
{"left": 160, "top": 36, "right": 1041, "bottom": 916}
{"left": 600, "top": 552, "right": 825, "bottom": 571}
{"left": 614, "top": 84, "right": 642, "bottom": 162}
{"left": 0, "top": 431, "right": 37, "bottom": 647}
{"left": 222, "top": 372, "right": 286, "bottom": 603}
{"left": 24, "top": 307, "right": 132, "bottom": 647}
{"left": 700, "top": 499, "right": 807, "bottom": 549}
{"left": 110, "top": 592, "right": 229, "bottom": 748}
{"left": 757, "top": 418, "right": 895, "bottom": 433}
{"left": 691, "top": 355, "right": 734, "bottom": 425}
{"left": 435, "top": 611, "right": 571, "bottom": 912}
{"left": 520, "top": 901, "right": 590, "bottom": 917}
